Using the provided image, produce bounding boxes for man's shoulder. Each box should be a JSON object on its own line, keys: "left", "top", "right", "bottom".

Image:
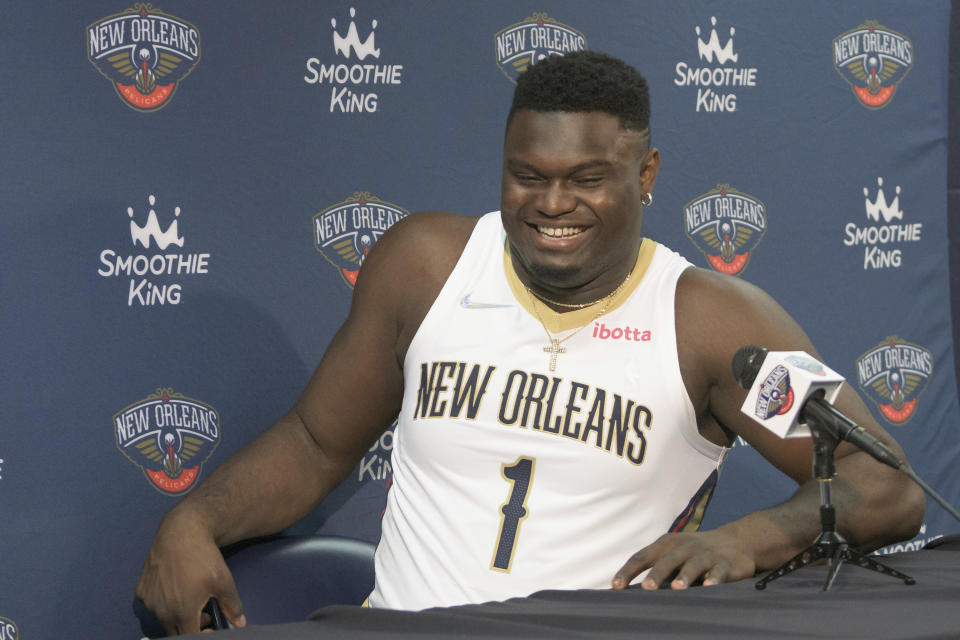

{"left": 676, "top": 265, "right": 769, "bottom": 314}
{"left": 675, "top": 264, "right": 808, "bottom": 372}
{"left": 371, "top": 210, "right": 482, "bottom": 278}
{"left": 354, "top": 211, "right": 484, "bottom": 315}
{"left": 353, "top": 211, "right": 485, "bottom": 360}
{"left": 391, "top": 210, "right": 482, "bottom": 246}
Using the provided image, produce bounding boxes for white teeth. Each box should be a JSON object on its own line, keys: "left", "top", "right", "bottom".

{"left": 538, "top": 226, "right": 585, "bottom": 238}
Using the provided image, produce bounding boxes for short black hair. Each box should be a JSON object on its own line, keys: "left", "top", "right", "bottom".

{"left": 507, "top": 50, "right": 651, "bottom": 136}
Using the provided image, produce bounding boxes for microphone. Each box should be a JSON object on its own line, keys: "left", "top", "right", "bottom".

{"left": 731, "top": 346, "right": 903, "bottom": 470}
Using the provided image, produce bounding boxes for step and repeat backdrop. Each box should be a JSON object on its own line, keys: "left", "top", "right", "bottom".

{"left": 1, "top": 1, "right": 956, "bottom": 637}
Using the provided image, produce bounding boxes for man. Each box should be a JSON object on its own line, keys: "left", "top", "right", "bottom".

{"left": 137, "top": 51, "right": 923, "bottom": 634}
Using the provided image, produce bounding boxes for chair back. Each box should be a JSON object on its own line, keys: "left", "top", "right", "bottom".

{"left": 225, "top": 535, "right": 376, "bottom": 624}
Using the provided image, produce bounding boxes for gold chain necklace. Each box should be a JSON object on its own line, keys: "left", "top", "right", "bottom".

{"left": 525, "top": 270, "right": 631, "bottom": 372}
{"left": 527, "top": 270, "right": 634, "bottom": 309}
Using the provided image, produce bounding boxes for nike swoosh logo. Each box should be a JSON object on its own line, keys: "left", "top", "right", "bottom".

{"left": 460, "top": 294, "right": 513, "bottom": 309}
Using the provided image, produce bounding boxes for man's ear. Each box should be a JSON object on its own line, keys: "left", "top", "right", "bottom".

{"left": 640, "top": 148, "right": 661, "bottom": 195}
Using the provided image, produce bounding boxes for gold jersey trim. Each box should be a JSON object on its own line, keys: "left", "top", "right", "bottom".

{"left": 503, "top": 238, "right": 658, "bottom": 333}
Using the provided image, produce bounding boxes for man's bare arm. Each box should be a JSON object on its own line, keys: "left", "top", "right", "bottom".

{"left": 135, "top": 212, "right": 474, "bottom": 634}
{"left": 613, "top": 268, "right": 925, "bottom": 589}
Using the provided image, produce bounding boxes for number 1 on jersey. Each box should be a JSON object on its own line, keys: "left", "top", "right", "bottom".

{"left": 491, "top": 456, "right": 535, "bottom": 572}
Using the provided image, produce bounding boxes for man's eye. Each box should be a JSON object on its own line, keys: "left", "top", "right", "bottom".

{"left": 575, "top": 176, "right": 603, "bottom": 185}
{"left": 515, "top": 174, "right": 542, "bottom": 183}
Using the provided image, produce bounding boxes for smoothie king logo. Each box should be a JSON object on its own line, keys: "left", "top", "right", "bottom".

{"left": 856, "top": 337, "right": 932, "bottom": 424}
{"left": 683, "top": 184, "right": 766, "bottom": 275}
{"left": 494, "top": 13, "right": 587, "bottom": 83}
{"left": 843, "top": 177, "right": 922, "bottom": 270}
{"left": 313, "top": 192, "right": 409, "bottom": 287}
{"left": 114, "top": 388, "right": 220, "bottom": 495}
{"left": 87, "top": 3, "right": 200, "bottom": 112}
{"left": 833, "top": 21, "right": 913, "bottom": 109}
{"left": 97, "top": 194, "right": 211, "bottom": 306}
{"left": 674, "top": 16, "right": 758, "bottom": 112}
{"left": 303, "top": 7, "right": 403, "bottom": 113}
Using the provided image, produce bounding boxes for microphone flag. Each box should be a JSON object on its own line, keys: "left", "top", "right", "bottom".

{"left": 740, "top": 350, "right": 845, "bottom": 438}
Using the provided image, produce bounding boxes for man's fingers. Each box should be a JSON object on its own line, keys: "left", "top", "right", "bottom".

{"left": 145, "top": 597, "right": 199, "bottom": 635}
{"left": 704, "top": 553, "right": 756, "bottom": 586}
{"left": 613, "top": 532, "right": 757, "bottom": 591}
{"left": 611, "top": 537, "right": 677, "bottom": 589}
{"left": 613, "top": 535, "right": 753, "bottom": 590}
{"left": 172, "top": 606, "right": 203, "bottom": 636}
{"left": 641, "top": 555, "right": 687, "bottom": 590}
{"left": 212, "top": 573, "right": 246, "bottom": 628}
{"left": 701, "top": 559, "right": 733, "bottom": 586}
{"left": 611, "top": 552, "right": 647, "bottom": 589}
{"left": 670, "top": 553, "right": 724, "bottom": 589}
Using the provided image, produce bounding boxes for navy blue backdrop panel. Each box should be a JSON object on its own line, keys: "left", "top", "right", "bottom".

{"left": 0, "top": 1, "right": 955, "bottom": 638}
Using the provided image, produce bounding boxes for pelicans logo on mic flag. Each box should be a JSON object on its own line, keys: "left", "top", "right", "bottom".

{"left": 755, "top": 365, "right": 794, "bottom": 420}
{"left": 833, "top": 21, "right": 913, "bottom": 109}
{"left": 740, "top": 351, "right": 844, "bottom": 438}
{"left": 313, "top": 192, "right": 409, "bottom": 288}
{"left": 683, "top": 184, "right": 766, "bottom": 275}
{"left": 87, "top": 3, "right": 201, "bottom": 112}
{"left": 856, "top": 337, "right": 932, "bottom": 424}
{"left": 494, "top": 13, "right": 587, "bottom": 83}
{"left": 114, "top": 388, "right": 220, "bottom": 495}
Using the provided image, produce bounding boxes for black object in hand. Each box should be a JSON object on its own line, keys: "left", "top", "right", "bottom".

{"left": 204, "top": 597, "right": 229, "bottom": 630}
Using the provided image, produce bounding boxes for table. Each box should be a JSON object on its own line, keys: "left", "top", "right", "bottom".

{"left": 183, "top": 540, "right": 960, "bottom": 639}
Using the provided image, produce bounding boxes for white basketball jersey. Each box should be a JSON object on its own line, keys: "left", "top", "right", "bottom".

{"left": 367, "top": 212, "right": 727, "bottom": 610}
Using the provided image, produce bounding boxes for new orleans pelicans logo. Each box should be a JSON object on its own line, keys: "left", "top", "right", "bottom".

{"left": 754, "top": 365, "right": 795, "bottom": 420}
{"left": 494, "top": 13, "right": 587, "bottom": 83}
{"left": 114, "top": 388, "right": 220, "bottom": 495}
{"left": 313, "top": 192, "right": 409, "bottom": 287}
{"left": 856, "top": 338, "right": 932, "bottom": 424}
{"left": 87, "top": 3, "right": 201, "bottom": 112}
{"left": 833, "top": 21, "right": 913, "bottom": 109}
{"left": 684, "top": 184, "right": 766, "bottom": 275}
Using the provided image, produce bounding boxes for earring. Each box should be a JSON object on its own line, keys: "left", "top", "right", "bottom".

{"left": 641, "top": 192, "right": 653, "bottom": 207}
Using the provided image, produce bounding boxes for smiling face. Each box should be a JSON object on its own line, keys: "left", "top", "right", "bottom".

{"left": 501, "top": 109, "right": 660, "bottom": 303}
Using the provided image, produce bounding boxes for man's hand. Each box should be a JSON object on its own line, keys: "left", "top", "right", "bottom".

{"left": 135, "top": 512, "right": 246, "bottom": 635}
{"left": 611, "top": 529, "right": 757, "bottom": 590}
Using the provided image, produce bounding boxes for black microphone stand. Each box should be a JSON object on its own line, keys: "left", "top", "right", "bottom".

{"left": 755, "top": 402, "right": 915, "bottom": 591}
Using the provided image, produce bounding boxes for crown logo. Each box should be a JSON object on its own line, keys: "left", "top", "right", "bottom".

{"left": 331, "top": 7, "right": 380, "bottom": 60}
{"left": 863, "top": 177, "right": 903, "bottom": 222}
{"left": 128, "top": 194, "right": 184, "bottom": 250}
{"left": 696, "top": 16, "right": 738, "bottom": 64}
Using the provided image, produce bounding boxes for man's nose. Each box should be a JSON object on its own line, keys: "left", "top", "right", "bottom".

{"left": 537, "top": 181, "right": 576, "bottom": 217}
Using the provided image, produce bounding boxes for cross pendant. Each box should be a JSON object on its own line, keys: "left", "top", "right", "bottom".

{"left": 543, "top": 338, "right": 566, "bottom": 372}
